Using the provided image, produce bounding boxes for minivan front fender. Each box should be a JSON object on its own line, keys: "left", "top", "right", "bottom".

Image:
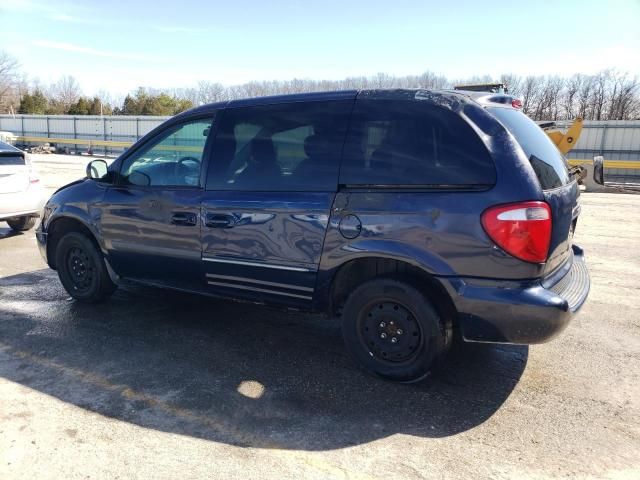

{"left": 39, "top": 209, "right": 103, "bottom": 268}
{"left": 38, "top": 179, "right": 109, "bottom": 267}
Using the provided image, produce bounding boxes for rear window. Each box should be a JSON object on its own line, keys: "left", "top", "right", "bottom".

{"left": 340, "top": 100, "right": 495, "bottom": 187}
{"left": 489, "top": 107, "right": 570, "bottom": 190}
{"left": 0, "top": 155, "right": 25, "bottom": 166}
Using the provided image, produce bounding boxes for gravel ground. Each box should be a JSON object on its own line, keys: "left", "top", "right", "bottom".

{"left": 0, "top": 155, "right": 638, "bottom": 479}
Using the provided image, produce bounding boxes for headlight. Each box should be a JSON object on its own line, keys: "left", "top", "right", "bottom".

{"left": 40, "top": 204, "right": 53, "bottom": 226}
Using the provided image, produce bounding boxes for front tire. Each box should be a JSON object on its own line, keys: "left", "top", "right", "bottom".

{"left": 341, "top": 278, "right": 449, "bottom": 383}
{"left": 54, "top": 231, "right": 117, "bottom": 303}
{"left": 7, "top": 216, "right": 36, "bottom": 231}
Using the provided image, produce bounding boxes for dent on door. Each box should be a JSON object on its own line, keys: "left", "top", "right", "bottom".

{"left": 200, "top": 191, "right": 333, "bottom": 304}
{"left": 100, "top": 187, "right": 202, "bottom": 284}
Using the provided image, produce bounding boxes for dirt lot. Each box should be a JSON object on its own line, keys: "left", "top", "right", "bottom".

{"left": 1, "top": 156, "right": 639, "bottom": 479}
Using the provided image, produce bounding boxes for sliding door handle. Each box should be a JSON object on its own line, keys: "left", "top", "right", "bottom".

{"left": 205, "top": 214, "right": 236, "bottom": 228}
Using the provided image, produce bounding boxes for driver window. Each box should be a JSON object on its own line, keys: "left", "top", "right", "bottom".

{"left": 120, "top": 118, "right": 213, "bottom": 187}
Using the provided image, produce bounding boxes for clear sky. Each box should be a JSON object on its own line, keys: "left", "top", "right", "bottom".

{"left": 1, "top": 0, "right": 639, "bottom": 97}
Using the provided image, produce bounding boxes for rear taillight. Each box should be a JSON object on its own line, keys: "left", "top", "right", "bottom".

{"left": 481, "top": 201, "right": 551, "bottom": 263}
{"left": 28, "top": 163, "right": 39, "bottom": 184}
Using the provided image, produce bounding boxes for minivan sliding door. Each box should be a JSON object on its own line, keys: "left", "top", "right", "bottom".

{"left": 200, "top": 99, "right": 353, "bottom": 307}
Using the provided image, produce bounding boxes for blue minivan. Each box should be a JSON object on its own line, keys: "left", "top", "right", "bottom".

{"left": 36, "top": 89, "right": 590, "bottom": 382}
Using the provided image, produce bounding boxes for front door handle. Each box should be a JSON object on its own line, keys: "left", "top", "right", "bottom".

{"left": 171, "top": 212, "right": 197, "bottom": 226}
{"left": 205, "top": 214, "right": 236, "bottom": 228}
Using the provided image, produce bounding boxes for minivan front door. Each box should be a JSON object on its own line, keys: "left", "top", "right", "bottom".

{"left": 100, "top": 116, "right": 215, "bottom": 289}
{"left": 200, "top": 98, "right": 354, "bottom": 307}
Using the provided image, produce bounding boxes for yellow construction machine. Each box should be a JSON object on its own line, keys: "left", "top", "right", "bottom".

{"left": 538, "top": 118, "right": 587, "bottom": 182}
{"left": 539, "top": 118, "right": 586, "bottom": 181}
{"left": 539, "top": 117, "right": 584, "bottom": 155}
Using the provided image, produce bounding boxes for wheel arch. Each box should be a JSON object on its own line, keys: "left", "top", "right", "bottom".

{"left": 46, "top": 215, "right": 101, "bottom": 270}
{"left": 325, "top": 256, "right": 457, "bottom": 336}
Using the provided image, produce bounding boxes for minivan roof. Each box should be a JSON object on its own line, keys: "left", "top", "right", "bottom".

{"left": 182, "top": 88, "right": 483, "bottom": 118}
{"left": 185, "top": 90, "right": 359, "bottom": 116}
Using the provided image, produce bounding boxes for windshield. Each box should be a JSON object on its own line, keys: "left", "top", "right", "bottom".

{"left": 489, "top": 107, "right": 570, "bottom": 190}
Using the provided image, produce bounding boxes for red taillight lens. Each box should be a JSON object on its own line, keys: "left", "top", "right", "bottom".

{"left": 481, "top": 201, "right": 552, "bottom": 263}
{"left": 28, "top": 167, "right": 40, "bottom": 184}
{"left": 511, "top": 98, "right": 523, "bottom": 109}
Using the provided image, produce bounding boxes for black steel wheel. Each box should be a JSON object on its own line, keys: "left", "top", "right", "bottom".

{"left": 359, "top": 301, "right": 424, "bottom": 365}
{"left": 341, "top": 278, "right": 449, "bottom": 382}
{"left": 55, "top": 231, "right": 116, "bottom": 303}
{"left": 65, "top": 246, "right": 95, "bottom": 295}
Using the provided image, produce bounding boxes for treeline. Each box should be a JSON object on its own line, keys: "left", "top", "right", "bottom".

{"left": 17, "top": 86, "right": 193, "bottom": 116}
{"left": 179, "top": 71, "right": 640, "bottom": 120}
{"left": 18, "top": 88, "right": 114, "bottom": 115}
{"left": 502, "top": 72, "right": 640, "bottom": 121}
{"left": 1, "top": 50, "right": 639, "bottom": 120}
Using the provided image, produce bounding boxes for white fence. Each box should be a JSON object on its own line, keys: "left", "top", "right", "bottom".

{"left": 0, "top": 114, "right": 168, "bottom": 155}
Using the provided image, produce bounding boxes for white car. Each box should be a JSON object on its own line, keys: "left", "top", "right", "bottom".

{"left": 0, "top": 141, "right": 45, "bottom": 231}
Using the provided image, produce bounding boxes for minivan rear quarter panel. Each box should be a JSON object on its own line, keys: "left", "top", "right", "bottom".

{"left": 318, "top": 94, "right": 550, "bottom": 295}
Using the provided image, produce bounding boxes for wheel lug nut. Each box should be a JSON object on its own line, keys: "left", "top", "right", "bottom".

{"left": 380, "top": 332, "right": 387, "bottom": 339}
{"left": 391, "top": 337, "right": 398, "bottom": 343}
{"left": 397, "top": 329, "right": 403, "bottom": 335}
{"left": 379, "top": 322, "right": 385, "bottom": 328}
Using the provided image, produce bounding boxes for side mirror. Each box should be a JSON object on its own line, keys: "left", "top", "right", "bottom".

{"left": 593, "top": 156, "right": 605, "bottom": 185}
{"left": 86, "top": 159, "right": 109, "bottom": 180}
{"left": 128, "top": 171, "right": 151, "bottom": 186}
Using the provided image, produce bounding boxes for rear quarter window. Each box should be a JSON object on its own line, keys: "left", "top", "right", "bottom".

{"left": 488, "top": 107, "right": 570, "bottom": 190}
{"left": 340, "top": 100, "right": 495, "bottom": 187}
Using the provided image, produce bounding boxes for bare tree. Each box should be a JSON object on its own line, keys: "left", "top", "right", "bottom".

{"left": 562, "top": 75, "right": 582, "bottom": 120}
{"left": 591, "top": 71, "right": 609, "bottom": 120}
{"left": 50, "top": 75, "right": 82, "bottom": 113}
{"left": 576, "top": 75, "right": 594, "bottom": 119}
{"left": 95, "top": 89, "right": 116, "bottom": 113}
{"left": 0, "top": 51, "right": 22, "bottom": 113}
{"left": 501, "top": 74, "right": 522, "bottom": 97}
{"left": 534, "top": 76, "right": 564, "bottom": 120}
{"left": 416, "top": 71, "right": 448, "bottom": 89}
{"left": 520, "top": 76, "right": 542, "bottom": 116}
{"left": 196, "top": 81, "right": 227, "bottom": 104}
{"left": 606, "top": 72, "right": 639, "bottom": 120}
{"left": 371, "top": 72, "right": 394, "bottom": 89}
{"left": 453, "top": 74, "right": 495, "bottom": 86}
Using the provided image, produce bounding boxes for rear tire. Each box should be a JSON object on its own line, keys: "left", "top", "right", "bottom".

{"left": 7, "top": 216, "right": 36, "bottom": 231}
{"left": 54, "top": 231, "right": 117, "bottom": 303}
{"left": 341, "top": 278, "right": 449, "bottom": 383}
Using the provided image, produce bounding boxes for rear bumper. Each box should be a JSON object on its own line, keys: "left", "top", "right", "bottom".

{"left": 446, "top": 245, "right": 590, "bottom": 344}
{"left": 0, "top": 187, "right": 45, "bottom": 221}
{"left": 0, "top": 209, "right": 40, "bottom": 221}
